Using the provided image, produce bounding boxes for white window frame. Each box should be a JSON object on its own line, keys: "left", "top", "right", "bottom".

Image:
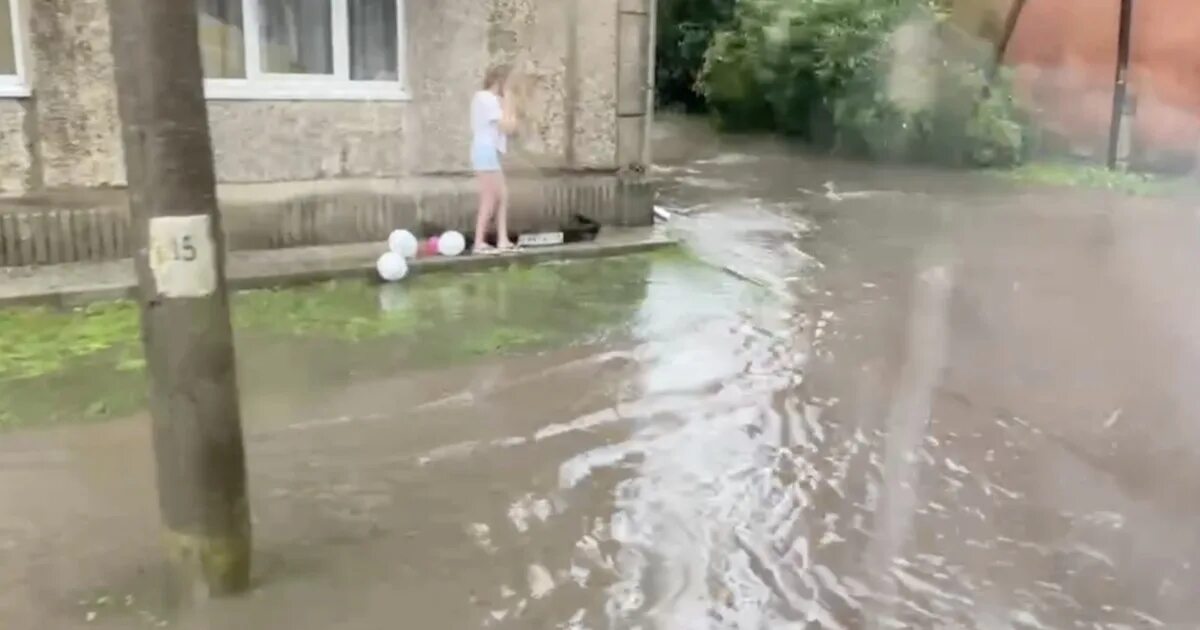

{"left": 203, "top": 0, "right": 409, "bottom": 101}
{"left": 0, "top": 0, "right": 30, "bottom": 98}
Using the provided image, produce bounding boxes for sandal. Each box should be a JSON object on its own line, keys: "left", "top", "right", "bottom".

{"left": 473, "top": 244, "right": 500, "bottom": 256}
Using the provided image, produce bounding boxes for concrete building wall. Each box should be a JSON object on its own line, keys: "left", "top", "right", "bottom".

{"left": 0, "top": 101, "right": 31, "bottom": 192}
{"left": 574, "top": 0, "right": 620, "bottom": 169}
{"left": 1, "top": 0, "right": 631, "bottom": 194}
{"left": 489, "top": 0, "right": 570, "bottom": 168}
{"left": 406, "top": 0, "right": 492, "bottom": 174}
{"left": 27, "top": 0, "right": 124, "bottom": 189}
{"left": 208, "top": 102, "right": 411, "bottom": 182}
{"left": 616, "top": 0, "right": 652, "bottom": 170}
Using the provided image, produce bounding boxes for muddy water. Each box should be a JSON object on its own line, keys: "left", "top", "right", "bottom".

{"left": 6, "top": 118, "right": 1200, "bottom": 629}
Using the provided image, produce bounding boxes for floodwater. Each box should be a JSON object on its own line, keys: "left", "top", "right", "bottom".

{"left": 5, "top": 117, "right": 1200, "bottom": 629}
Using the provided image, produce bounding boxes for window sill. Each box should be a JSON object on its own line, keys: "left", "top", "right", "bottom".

{"left": 0, "top": 82, "right": 31, "bottom": 99}
{"left": 203, "top": 79, "right": 411, "bottom": 102}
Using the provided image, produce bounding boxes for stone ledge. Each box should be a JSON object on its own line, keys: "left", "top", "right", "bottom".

{"left": 0, "top": 227, "right": 675, "bottom": 308}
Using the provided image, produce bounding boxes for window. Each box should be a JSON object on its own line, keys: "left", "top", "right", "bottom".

{"left": 197, "top": 0, "right": 408, "bottom": 101}
{"left": 0, "top": 0, "right": 28, "bottom": 97}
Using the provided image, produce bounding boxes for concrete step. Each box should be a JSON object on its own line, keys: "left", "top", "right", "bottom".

{"left": 0, "top": 176, "right": 654, "bottom": 267}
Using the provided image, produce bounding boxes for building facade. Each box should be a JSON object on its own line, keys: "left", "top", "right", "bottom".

{"left": 0, "top": 0, "right": 655, "bottom": 194}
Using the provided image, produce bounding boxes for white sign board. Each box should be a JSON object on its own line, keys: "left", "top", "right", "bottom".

{"left": 517, "top": 231, "right": 565, "bottom": 248}
{"left": 148, "top": 215, "right": 218, "bottom": 298}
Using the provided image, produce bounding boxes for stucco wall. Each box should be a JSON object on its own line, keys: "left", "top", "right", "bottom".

{"left": 490, "top": 0, "right": 571, "bottom": 167}
{"left": 0, "top": 101, "right": 32, "bottom": 193}
{"left": 28, "top": 0, "right": 125, "bottom": 189}
{"left": 4, "top": 0, "right": 623, "bottom": 192}
{"left": 573, "top": 0, "right": 620, "bottom": 169}
{"left": 208, "top": 102, "right": 411, "bottom": 182}
{"left": 405, "top": 0, "right": 491, "bottom": 174}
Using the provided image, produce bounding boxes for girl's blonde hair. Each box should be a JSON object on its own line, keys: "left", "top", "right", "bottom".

{"left": 483, "top": 63, "right": 513, "bottom": 92}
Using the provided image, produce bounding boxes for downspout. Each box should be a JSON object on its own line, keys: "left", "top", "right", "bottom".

{"left": 640, "top": 0, "right": 658, "bottom": 170}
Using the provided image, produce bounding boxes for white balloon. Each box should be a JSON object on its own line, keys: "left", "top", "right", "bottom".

{"left": 376, "top": 252, "right": 409, "bottom": 282}
{"left": 388, "top": 229, "right": 419, "bottom": 258}
{"left": 438, "top": 230, "right": 466, "bottom": 257}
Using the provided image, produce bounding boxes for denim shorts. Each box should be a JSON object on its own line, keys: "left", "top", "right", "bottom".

{"left": 471, "top": 142, "right": 502, "bottom": 172}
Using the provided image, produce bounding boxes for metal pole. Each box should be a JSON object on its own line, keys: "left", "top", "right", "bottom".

{"left": 107, "top": 0, "right": 252, "bottom": 597}
{"left": 1107, "top": 0, "right": 1134, "bottom": 169}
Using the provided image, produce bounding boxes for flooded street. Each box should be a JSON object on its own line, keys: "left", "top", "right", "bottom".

{"left": 6, "top": 118, "right": 1200, "bottom": 629}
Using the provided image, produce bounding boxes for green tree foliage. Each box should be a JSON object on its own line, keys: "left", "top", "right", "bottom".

{"left": 656, "top": 0, "right": 737, "bottom": 111}
{"left": 667, "top": 0, "right": 1029, "bottom": 166}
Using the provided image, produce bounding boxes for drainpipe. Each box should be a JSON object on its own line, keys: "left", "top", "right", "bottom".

{"left": 640, "top": 0, "right": 658, "bottom": 170}
{"left": 1106, "top": 0, "right": 1135, "bottom": 170}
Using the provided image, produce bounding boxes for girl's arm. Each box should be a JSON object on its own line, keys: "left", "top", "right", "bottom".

{"left": 499, "top": 96, "right": 519, "bottom": 135}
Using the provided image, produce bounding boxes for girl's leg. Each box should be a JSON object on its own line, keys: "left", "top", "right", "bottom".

{"left": 474, "top": 172, "right": 498, "bottom": 249}
{"left": 496, "top": 172, "right": 513, "bottom": 248}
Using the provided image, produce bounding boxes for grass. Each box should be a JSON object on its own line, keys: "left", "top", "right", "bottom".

{"left": 994, "top": 162, "right": 1170, "bottom": 196}
{"left": 0, "top": 253, "right": 691, "bottom": 431}
{"left": 0, "top": 302, "right": 143, "bottom": 381}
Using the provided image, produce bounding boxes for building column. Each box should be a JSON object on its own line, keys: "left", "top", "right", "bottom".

{"left": 28, "top": 0, "right": 125, "bottom": 189}
{"left": 616, "top": 0, "right": 652, "bottom": 171}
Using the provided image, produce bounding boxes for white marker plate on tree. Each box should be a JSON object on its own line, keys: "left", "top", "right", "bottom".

{"left": 148, "top": 215, "right": 218, "bottom": 298}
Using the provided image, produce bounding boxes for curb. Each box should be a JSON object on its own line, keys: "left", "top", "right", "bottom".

{"left": 0, "top": 230, "right": 676, "bottom": 309}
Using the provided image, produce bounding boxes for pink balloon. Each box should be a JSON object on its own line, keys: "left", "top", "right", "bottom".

{"left": 423, "top": 236, "right": 440, "bottom": 257}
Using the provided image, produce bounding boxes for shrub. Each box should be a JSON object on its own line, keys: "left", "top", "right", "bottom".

{"left": 698, "top": 0, "right": 1029, "bottom": 166}
{"left": 656, "top": 0, "right": 737, "bottom": 111}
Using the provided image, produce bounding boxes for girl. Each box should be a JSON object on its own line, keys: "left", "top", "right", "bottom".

{"left": 471, "top": 64, "right": 519, "bottom": 253}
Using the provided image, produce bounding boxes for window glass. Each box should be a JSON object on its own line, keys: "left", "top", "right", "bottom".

{"left": 197, "top": 0, "right": 246, "bottom": 78}
{"left": 0, "top": 0, "right": 16, "bottom": 75}
{"left": 349, "top": 0, "right": 398, "bottom": 81}
{"left": 259, "top": 0, "right": 333, "bottom": 75}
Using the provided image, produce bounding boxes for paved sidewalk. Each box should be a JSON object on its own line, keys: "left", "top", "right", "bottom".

{"left": 0, "top": 227, "right": 674, "bottom": 307}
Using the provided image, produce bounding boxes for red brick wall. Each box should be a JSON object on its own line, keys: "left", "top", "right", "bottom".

{"left": 962, "top": 0, "right": 1200, "bottom": 167}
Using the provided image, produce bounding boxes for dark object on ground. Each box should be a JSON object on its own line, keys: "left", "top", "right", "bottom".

{"left": 562, "top": 214, "right": 602, "bottom": 243}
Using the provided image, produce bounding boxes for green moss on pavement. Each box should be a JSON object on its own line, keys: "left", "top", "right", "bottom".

{"left": 0, "top": 254, "right": 687, "bottom": 431}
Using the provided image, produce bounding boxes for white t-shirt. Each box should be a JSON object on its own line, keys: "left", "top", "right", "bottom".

{"left": 470, "top": 90, "right": 507, "bottom": 154}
